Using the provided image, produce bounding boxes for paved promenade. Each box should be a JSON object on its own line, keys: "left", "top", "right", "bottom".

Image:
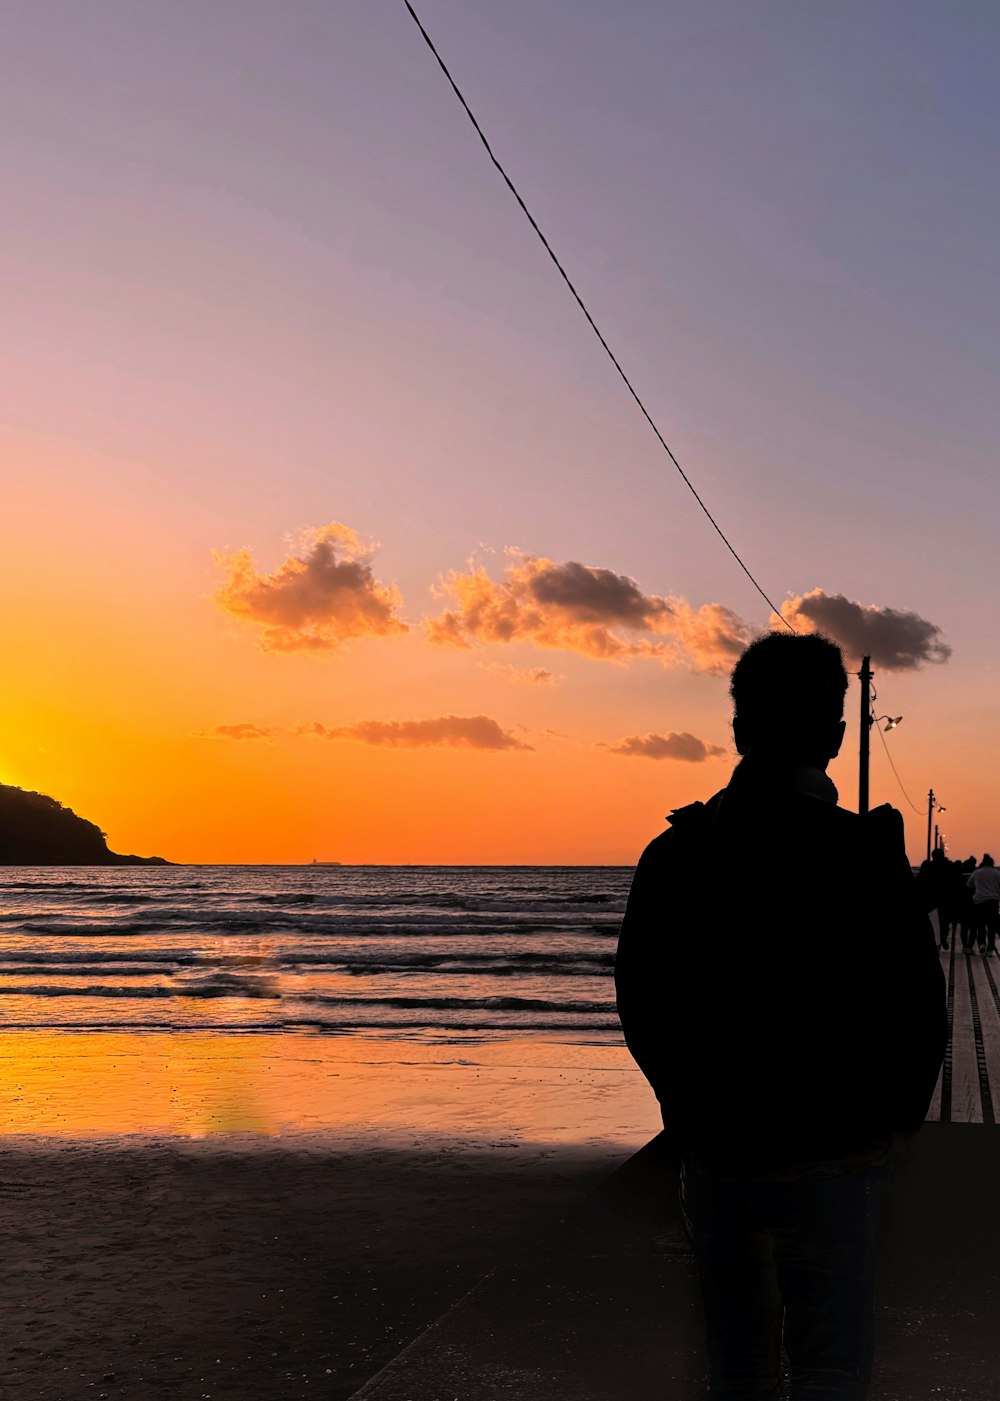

{"left": 928, "top": 937, "right": 1000, "bottom": 1123}
{"left": 354, "top": 1125, "right": 1000, "bottom": 1400}
{"left": 355, "top": 935, "right": 1000, "bottom": 1399}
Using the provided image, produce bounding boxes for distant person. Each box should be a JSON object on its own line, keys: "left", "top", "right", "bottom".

{"left": 956, "top": 857, "right": 979, "bottom": 952}
{"left": 616, "top": 632, "right": 947, "bottom": 1401}
{"left": 967, "top": 855, "right": 1000, "bottom": 956}
{"left": 937, "top": 855, "right": 969, "bottom": 951}
{"left": 917, "top": 847, "right": 954, "bottom": 948}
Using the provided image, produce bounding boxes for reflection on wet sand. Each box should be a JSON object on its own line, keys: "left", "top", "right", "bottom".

{"left": 0, "top": 1031, "right": 657, "bottom": 1146}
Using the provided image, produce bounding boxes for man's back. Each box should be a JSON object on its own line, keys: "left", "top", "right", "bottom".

{"left": 968, "top": 863, "right": 1000, "bottom": 902}
{"left": 615, "top": 762, "right": 946, "bottom": 1177}
{"left": 617, "top": 633, "right": 948, "bottom": 1400}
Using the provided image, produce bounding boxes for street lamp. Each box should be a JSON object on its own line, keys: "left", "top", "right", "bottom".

{"left": 858, "top": 657, "right": 873, "bottom": 815}
{"left": 857, "top": 655, "right": 905, "bottom": 815}
{"left": 926, "top": 791, "right": 946, "bottom": 862}
{"left": 859, "top": 671, "right": 946, "bottom": 859}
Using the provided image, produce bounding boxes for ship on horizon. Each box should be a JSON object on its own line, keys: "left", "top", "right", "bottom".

{"left": 310, "top": 858, "right": 342, "bottom": 866}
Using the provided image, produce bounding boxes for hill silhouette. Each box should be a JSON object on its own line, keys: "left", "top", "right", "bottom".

{"left": 0, "top": 784, "right": 170, "bottom": 865}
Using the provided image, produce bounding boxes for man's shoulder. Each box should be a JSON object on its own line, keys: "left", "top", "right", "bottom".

{"left": 636, "top": 795, "right": 905, "bottom": 863}
{"left": 635, "top": 793, "right": 722, "bottom": 865}
{"left": 858, "top": 802, "right": 908, "bottom": 854}
{"left": 798, "top": 798, "right": 903, "bottom": 836}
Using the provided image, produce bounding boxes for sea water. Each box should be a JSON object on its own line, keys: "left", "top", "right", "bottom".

{"left": 0, "top": 866, "right": 661, "bottom": 1143}
{"left": 0, "top": 866, "right": 629, "bottom": 1040}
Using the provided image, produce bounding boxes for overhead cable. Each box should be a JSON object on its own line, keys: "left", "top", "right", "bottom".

{"left": 872, "top": 708, "right": 924, "bottom": 814}
{"left": 404, "top": 1, "right": 793, "bottom": 628}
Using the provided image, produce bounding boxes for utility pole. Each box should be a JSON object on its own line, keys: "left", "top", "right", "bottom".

{"left": 858, "top": 656, "right": 872, "bottom": 816}
{"left": 934, "top": 822, "right": 940, "bottom": 853}
{"left": 926, "top": 789, "right": 935, "bottom": 862}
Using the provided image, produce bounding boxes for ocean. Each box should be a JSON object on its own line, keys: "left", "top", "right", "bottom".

{"left": 0, "top": 866, "right": 630, "bottom": 1041}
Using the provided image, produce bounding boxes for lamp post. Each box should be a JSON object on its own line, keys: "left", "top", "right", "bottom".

{"left": 926, "top": 792, "right": 946, "bottom": 862}
{"left": 856, "top": 655, "right": 904, "bottom": 816}
{"left": 859, "top": 657, "right": 873, "bottom": 816}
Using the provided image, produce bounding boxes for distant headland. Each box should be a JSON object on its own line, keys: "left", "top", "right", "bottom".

{"left": 0, "top": 784, "right": 170, "bottom": 865}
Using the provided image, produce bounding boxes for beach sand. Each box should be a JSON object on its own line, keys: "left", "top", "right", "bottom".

{"left": 0, "top": 1032, "right": 657, "bottom": 1399}
{"left": 0, "top": 1138, "right": 634, "bottom": 1399}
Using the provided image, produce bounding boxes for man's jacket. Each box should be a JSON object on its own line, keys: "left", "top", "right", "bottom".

{"left": 615, "top": 759, "right": 948, "bottom": 1177}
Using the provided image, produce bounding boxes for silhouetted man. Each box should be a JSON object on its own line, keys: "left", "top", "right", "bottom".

{"left": 967, "top": 854, "right": 1000, "bottom": 955}
{"left": 917, "top": 847, "right": 955, "bottom": 948}
{"left": 957, "top": 855, "right": 979, "bottom": 951}
{"left": 615, "top": 633, "right": 947, "bottom": 1401}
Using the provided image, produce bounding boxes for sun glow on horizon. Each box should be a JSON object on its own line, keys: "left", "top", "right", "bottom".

{"left": 2, "top": 5, "right": 995, "bottom": 866}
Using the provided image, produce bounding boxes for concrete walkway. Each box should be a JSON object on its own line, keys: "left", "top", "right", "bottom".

{"left": 353, "top": 936, "right": 1000, "bottom": 1399}
{"left": 930, "top": 938, "right": 1000, "bottom": 1123}
{"left": 353, "top": 1125, "right": 1000, "bottom": 1400}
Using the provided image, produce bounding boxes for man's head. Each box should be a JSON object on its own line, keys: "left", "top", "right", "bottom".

{"left": 730, "top": 631, "right": 848, "bottom": 769}
{"left": 981, "top": 854, "right": 994, "bottom": 868}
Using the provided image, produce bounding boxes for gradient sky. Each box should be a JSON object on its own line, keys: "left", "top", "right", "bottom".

{"left": 3, "top": 1, "right": 999, "bottom": 863}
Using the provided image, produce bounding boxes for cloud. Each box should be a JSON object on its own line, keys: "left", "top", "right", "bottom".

{"left": 482, "top": 663, "right": 560, "bottom": 686}
{"left": 428, "top": 551, "right": 750, "bottom": 673}
{"left": 299, "top": 715, "right": 531, "bottom": 751}
{"left": 777, "top": 590, "right": 951, "bottom": 670}
{"left": 191, "top": 723, "right": 278, "bottom": 742}
{"left": 605, "top": 732, "right": 729, "bottom": 762}
{"left": 213, "top": 522, "right": 407, "bottom": 653}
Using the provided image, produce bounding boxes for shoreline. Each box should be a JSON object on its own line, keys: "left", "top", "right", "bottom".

{"left": 0, "top": 1029, "right": 657, "bottom": 1146}
{"left": 1, "top": 861, "right": 634, "bottom": 868}
{"left": 0, "top": 1028, "right": 654, "bottom": 1395}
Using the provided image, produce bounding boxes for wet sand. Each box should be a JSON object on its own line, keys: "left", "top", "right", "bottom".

{"left": 0, "top": 1031, "right": 656, "bottom": 1143}
{"left": 0, "top": 1032, "right": 656, "bottom": 1398}
{"left": 0, "top": 1137, "right": 630, "bottom": 1400}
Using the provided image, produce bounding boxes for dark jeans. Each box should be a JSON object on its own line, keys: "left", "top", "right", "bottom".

{"left": 973, "top": 900, "right": 998, "bottom": 953}
{"left": 680, "top": 1161, "right": 885, "bottom": 1401}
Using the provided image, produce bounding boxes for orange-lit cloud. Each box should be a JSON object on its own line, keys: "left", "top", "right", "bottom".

{"left": 299, "top": 716, "right": 531, "bottom": 751}
{"left": 777, "top": 589, "right": 951, "bottom": 670}
{"left": 429, "top": 551, "right": 750, "bottom": 672}
{"left": 482, "top": 662, "right": 560, "bottom": 686}
{"left": 192, "top": 723, "right": 278, "bottom": 741}
{"left": 213, "top": 522, "right": 407, "bottom": 653}
{"left": 605, "top": 732, "right": 729, "bottom": 762}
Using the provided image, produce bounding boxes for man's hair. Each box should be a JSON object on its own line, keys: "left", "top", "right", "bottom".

{"left": 730, "top": 631, "right": 848, "bottom": 756}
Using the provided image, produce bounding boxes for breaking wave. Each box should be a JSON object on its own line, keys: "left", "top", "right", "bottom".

{"left": 0, "top": 864, "right": 631, "bottom": 1037}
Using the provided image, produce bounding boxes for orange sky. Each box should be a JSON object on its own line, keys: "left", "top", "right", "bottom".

{"left": 2, "top": 4, "right": 995, "bottom": 866}
{"left": 0, "top": 476, "right": 969, "bottom": 865}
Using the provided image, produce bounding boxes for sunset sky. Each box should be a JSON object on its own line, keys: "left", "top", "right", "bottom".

{"left": 3, "top": 1, "right": 998, "bottom": 864}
